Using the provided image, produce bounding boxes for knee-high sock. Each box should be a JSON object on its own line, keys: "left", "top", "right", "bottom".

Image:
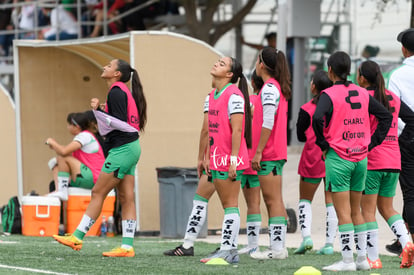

{"left": 354, "top": 223, "right": 367, "bottom": 259}
{"left": 298, "top": 199, "right": 312, "bottom": 238}
{"left": 339, "top": 223, "right": 354, "bottom": 263}
{"left": 326, "top": 203, "right": 338, "bottom": 245}
{"left": 220, "top": 207, "right": 240, "bottom": 250}
{"left": 121, "top": 219, "right": 136, "bottom": 249}
{"left": 246, "top": 214, "right": 261, "bottom": 248}
{"left": 388, "top": 214, "right": 410, "bottom": 248}
{"left": 74, "top": 214, "right": 95, "bottom": 240}
{"left": 269, "top": 216, "right": 287, "bottom": 251}
{"left": 366, "top": 221, "right": 379, "bottom": 261}
{"left": 183, "top": 194, "right": 208, "bottom": 249}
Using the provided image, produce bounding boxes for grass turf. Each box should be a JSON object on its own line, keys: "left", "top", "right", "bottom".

{"left": 0, "top": 235, "right": 412, "bottom": 275}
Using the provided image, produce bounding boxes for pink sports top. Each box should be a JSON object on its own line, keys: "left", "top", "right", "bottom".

{"left": 251, "top": 78, "right": 288, "bottom": 161}
{"left": 367, "top": 89, "right": 401, "bottom": 170}
{"left": 208, "top": 84, "right": 249, "bottom": 172}
{"left": 323, "top": 83, "right": 371, "bottom": 162}
{"left": 298, "top": 100, "right": 325, "bottom": 178}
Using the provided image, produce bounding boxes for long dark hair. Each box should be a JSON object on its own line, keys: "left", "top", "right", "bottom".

{"left": 117, "top": 59, "right": 147, "bottom": 131}
{"left": 312, "top": 70, "right": 333, "bottom": 104}
{"left": 230, "top": 57, "right": 252, "bottom": 148}
{"left": 259, "top": 46, "right": 291, "bottom": 100}
{"left": 327, "top": 51, "right": 351, "bottom": 85}
{"left": 359, "top": 60, "right": 392, "bottom": 112}
{"left": 251, "top": 69, "right": 264, "bottom": 93}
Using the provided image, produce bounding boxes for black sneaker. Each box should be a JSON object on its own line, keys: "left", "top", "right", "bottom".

{"left": 163, "top": 245, "right": 194, "bottom": 256}
{"left": 385, "top": 239, "right": 402, "bottom": 255}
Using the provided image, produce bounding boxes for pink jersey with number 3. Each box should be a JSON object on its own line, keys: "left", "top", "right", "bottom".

{"left": 323, "top": 83, "right": 371, "bottom": 162}
{"left": 208, "top": 84, "right": 249, "bottom": 172}
{"left": 298, "top": 100, "right": 325, "bottom": 178}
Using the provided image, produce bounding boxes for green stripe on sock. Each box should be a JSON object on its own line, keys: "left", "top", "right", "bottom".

{"left": 299, "top": 199, "right": 311, "bottom": 204}
{"left": 326, "top": 203, "right": 333, "bottom": 207}
{"left": 387, "top": 214, "right": 403, "bottom": 227}
{"left": 247, "top": 214, "right": 261, "bottom": 222}
{"left": 338, "top": 223, "right": 354, "bottom": 233}
{"left": 269, "top": 216, "right": 286, "bottom": 225}
{"left": 122, "top": 237, "right": 134, "bottom": 246}
{"left": 73, "top": 229, "right": 85, "bottom": 240}
{"left": 366, "top": 221, "right": 378, "bottom": 230}
{"left": 354, "top": 223, "right": 367, "bottom": 233}
{"left": 224, "top": 207, "right": 239, "bottom": 215}
{"left": 58, "top": 171, "right": 70, "bottom": 177}
{"left": 194, "top": 193, "right": 208, "bottom": 203}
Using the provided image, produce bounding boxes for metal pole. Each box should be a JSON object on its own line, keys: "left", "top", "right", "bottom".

{"left": 277, "top": 0, "right": 287, "bottom": 53}
{"left": 290, "top": 37, "right": 306, "bottom": 145}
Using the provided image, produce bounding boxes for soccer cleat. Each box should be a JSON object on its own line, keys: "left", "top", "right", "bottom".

{"left": 53, "top": 234, "right": 83, "bottom": 251}
{"left": 386, "top": 239, "right": 402, "bottom": 255}
{"left": 250, "top": 248, "right": 288, "bottom": 260}
{"left": 102, "top": 247, "right": 135, "bottom": 257}
{"left": 368, "top": 258, "right": 383, "bottom": 269}
{"left": 316, "top": 244, "right": 334, "bottom": 255}
{"left": 400, "top": 242, "right": 414, "bottom": 268}
{"left": 238, "top": 246, "right": 258, "bottom": 255}
{"left": 163, "top": 245, "right": 194, "bottom": 256}
{"left": 200, "top": 247, "right": 220, "bottom": 263}
{"left": 202, "top": 249, "right": 239, "bottom": 265}
{"left": 294, "top": 237, "right": 313, "bottom": 254}
{"left": 356, "top": 257, "right": 371, "bottom": 271}
{"left": 322, "top": 260, "right": 356, "bottom": 271}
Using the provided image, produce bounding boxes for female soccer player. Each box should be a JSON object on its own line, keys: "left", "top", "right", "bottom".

{"left": 46, "top": 111, "right": 106, "bottom": 201}
{"left": 200, "top": 56, "right": 252, "bottom": 265}
{"left": 358, "top": 60, "right": 414, "bottom": 269}
{"left": 53, "top": 59, "right": 147, "bottom": 258}
{"left": 248, "top": 46, "right": 291, "bottom": 260}
{"left": 238, "top": 70, "right": 264, "bottom": 255}
{"left": 313, "top": 51, "right": 392, "bottom": 272}
{"left": 294, "top": 70, "right": 338, "bottom": 255}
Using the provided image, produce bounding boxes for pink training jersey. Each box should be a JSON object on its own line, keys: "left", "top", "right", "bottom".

{"left": 298, "top": 100, "right": 325, "bottom": 178}
{"left": 208, "top": 84, "right": 249, "bottom": 172}
{"left": 323, "top": 83, "right": 371, "bottom": 162}
{"left": 106, "top": 81, "right": 140, "bottom": 131}
{"left": 243, "top": 94, "right": 258, "bottom": 175}
{"left": 72, "top": 130, "right": 106, "bottom": 183}
{"left": 251, "top": 78, "right": 288, "bottom": 161}
{"left": 367, "top": 89, "right": 401, "bottom": 170}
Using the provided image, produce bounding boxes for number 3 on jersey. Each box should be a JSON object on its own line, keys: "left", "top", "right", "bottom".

{"left": 345, "top": 90, "right": 361, "bottom": 110}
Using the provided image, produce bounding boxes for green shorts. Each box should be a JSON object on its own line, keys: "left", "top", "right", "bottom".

{"left": 241, "top": 174, "right": 260, "bottom": 189}
{"left": 211, "top": 170, "right": 244, "bottom": 181}
{"left": 70, "top": 163, "right": 94, "bottom": 189}
{"left": 325, "top": 149, "right": 367, "bottom": 192}
{"left": 364, "top": 170, "right": 399, "bottom": 197}
{"left": 101, "top": 139, "right": 141, "bottom": 179}
{"left": 257, "top": 160, "right": 286, "bottom": 176}
{"left": 302, "top": 176, "right": 323, "bottom": 184}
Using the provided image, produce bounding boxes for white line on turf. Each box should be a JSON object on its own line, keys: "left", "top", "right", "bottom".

{"left": 0, "top": 264, "right": 76, "bottom": 275}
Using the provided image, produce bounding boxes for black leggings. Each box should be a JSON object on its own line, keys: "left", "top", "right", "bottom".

{"left": 399, "top": 139, "right": 414, "bottom": 234}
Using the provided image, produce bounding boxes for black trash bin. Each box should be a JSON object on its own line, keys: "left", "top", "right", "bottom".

{"left": 156, "top": 167, "right": 208, "bottom": 239}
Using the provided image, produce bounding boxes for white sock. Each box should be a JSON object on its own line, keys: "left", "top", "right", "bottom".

{"left": 76, "top": 214, "right": 95, "bottom": 234}
{"left": 49, "top": 172, "right": 69, "bottom": 201}
{"left": 121, "top": 219, "right": 136, "bottom": 249}
{"left": 183, "top": 199, "right": 208, "bottom": 249}
{"left": 269, "top": 217, "right": 286, "bottom": 251}
{"left": 326, "top": 203, "right": 338, "bottom": 245}
{"left": 220, "top": 208, "right": 240, "bottom": 251}
{"left": 390, "top": 218, "right": 410, "bottom": 248}
{"left": 298, "top": 200, "right": 312, "bottom": 238}
{"left": 246, "top": 221, "right": 261, "bottom": 248}
{"left": 339, "top": 224, "right": 354, "bottom": 263}
{"left": 354, "top": 224, "right": 367, "bottom": 259}
{"left": 366, "top": 229, "right": 379, "bottom": 261}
